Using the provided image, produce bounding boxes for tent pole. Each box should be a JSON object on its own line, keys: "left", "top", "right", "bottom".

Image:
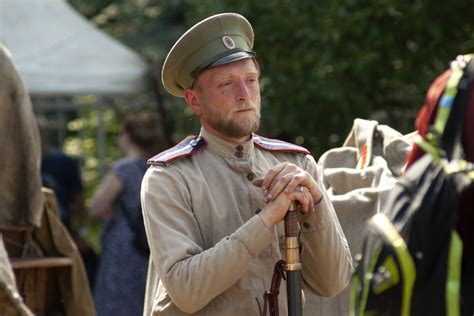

{"left": 97, "top": 108, "right": 106, "bottom": 179}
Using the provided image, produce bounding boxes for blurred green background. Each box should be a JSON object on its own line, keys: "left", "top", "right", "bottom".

{"left": 44, "top": 0, "right": 473, "bottom": 249}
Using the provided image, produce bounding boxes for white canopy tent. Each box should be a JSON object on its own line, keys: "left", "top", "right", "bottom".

{"left": 0, "top": 0, "right": 148, "bottom": 96}
{"left": 0, "top": 0, "right": 152, "bottom": 177}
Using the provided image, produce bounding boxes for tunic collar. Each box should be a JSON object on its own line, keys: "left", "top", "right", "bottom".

{"left": 199, "top": 127, "right": 255, "bottom": 160}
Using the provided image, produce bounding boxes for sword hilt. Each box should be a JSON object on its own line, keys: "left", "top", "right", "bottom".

{"left": 284, "top": 201, "right": 302, "bottom": 271}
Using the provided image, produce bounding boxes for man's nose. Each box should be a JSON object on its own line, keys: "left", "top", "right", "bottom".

{"left": 236, "top": 80, "right": 251, "bottom": 101}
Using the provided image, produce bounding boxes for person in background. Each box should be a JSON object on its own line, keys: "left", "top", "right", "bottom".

{"left": 140, "top": 13, "right": 352, "bottom": 315}
{"left": 36, "top": 114, "right": 98, "bottom": 287}
{"left": 91, "top": 111, "right": 162, "bottom": 316}
{"left": 37, "top": 115, "right": 87, "bottom": 235}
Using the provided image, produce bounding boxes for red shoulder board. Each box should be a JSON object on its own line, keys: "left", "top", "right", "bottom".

{"left": 253, "top": 134, "right": 310, "bottom": 154}
{"left": 147, "top": 136, "right": 207, "bottom": 166}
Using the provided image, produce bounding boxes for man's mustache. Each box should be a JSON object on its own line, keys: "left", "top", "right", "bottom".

{"left": 233, "top": 101, "right": 260, "bottom": 112}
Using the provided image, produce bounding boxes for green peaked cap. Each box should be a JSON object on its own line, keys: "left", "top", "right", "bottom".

{"left": 161, "top": 13, "right": 255, "bottom": 97}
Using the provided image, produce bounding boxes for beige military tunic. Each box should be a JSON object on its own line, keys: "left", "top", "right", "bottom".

{"left": 141, "top": 127, "right": 352, "bottom": 315}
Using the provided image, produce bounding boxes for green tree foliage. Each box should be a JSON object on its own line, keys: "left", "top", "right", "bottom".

{"left": 181, "top": 0, "right": 474, "bottom": 154}
{"left": 69, "top": 0, "right": 474, "bottom": 156}
{"left": 65, "top": 0, "right": 472, "bottom": 248}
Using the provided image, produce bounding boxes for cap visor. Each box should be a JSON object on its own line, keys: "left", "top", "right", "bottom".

{"left": 209, "top": 51, "right": 256, "bottom": 68}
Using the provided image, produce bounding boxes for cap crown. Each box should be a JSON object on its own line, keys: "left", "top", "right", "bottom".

{"left": 162, "top": 13, "right": 254, "bottom": 97}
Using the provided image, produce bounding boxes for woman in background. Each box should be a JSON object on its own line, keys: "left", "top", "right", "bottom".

{"left": 91, "top": 111, "right": 162, "bottom": 316}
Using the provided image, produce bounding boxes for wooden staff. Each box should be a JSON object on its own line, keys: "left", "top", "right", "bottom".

{"left": 284, "top": 201, "right": 302, "bottom": 316}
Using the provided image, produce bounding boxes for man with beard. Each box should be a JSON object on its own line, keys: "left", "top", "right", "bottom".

{"left": 140, "top": 13, "right": 352, "bottom": 316}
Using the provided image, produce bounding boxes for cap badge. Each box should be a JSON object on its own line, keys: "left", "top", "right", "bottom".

{"left": 222, "top": 36, "right": 235, "bottom": 49}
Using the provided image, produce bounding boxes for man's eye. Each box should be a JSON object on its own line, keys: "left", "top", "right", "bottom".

{"left": 220, "top": 81, "right": 232, "bottom": 87}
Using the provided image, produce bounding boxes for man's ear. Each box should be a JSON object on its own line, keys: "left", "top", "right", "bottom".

{"left": 184, "top": 89, "right": 202, "bottom": 115}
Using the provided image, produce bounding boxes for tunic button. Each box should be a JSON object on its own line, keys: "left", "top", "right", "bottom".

{"left": 303, "top": 222, "right": 311, "bottom": 229}
{"left": 235, "top": 151, "right": 244, "bottom": 158}
{"left": 247, "top": 172, "right": 255, "bottom": 181}
{"left": 235, "top": 144, "right": 244, "bottom": 158}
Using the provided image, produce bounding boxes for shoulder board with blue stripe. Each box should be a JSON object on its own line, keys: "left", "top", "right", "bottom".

{"left": 147, "top": 136, "right": 207, "bottom": 166}
{"left": 253, "top": 134, "right": 310, "bottom": 155}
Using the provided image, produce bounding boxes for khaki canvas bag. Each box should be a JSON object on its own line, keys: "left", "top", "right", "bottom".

{"left": 303, "top": 118, "right": 414, "bottom": 316}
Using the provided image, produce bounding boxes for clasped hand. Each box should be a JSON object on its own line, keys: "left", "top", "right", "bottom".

{"left": 253, "top": 162, "right": 323, "bottom": 228}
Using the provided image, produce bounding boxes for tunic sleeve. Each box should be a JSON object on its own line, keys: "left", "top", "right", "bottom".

{"left": 298, "top": 154, "right": 353, "bottom": 297}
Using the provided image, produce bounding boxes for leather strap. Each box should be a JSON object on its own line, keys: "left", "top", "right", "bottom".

{"left": 256, "top": 260, "right": 286, "bottom": 316}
